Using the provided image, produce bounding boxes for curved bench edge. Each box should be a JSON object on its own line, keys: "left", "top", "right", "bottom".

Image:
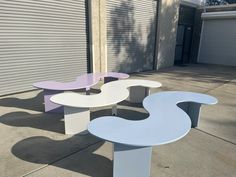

{"left": 88, "top": 91, "right": 217, "bottom": 147}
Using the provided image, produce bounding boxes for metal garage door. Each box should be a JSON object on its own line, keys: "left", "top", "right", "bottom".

{"left": 107, "top": 0, "right": 158, "bottom": 73}
{"left": 198, "top": 12, "right": 236, "bottom": 66}
{"left": 0, "top": 0, "right": 89, "bottom": 96}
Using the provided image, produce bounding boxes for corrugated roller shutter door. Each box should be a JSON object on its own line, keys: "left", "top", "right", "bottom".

{"left": 107, "top": 0, "right": 158, "bottom": 73}
{"left": 199, "top": 19, "right": 236, "bottom": 66}
{"left": 0, "top": 0, "right": 89, "bottom": 96}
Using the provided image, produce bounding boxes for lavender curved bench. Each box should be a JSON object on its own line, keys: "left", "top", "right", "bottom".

{"left": 88, "top": 91, "right": 218, "bottom": 177}
{"left": 50, "top": 79, "right": 162, "bottom": 134}
{"left": 33, "top": 72, "right": 129, "bottom": 112}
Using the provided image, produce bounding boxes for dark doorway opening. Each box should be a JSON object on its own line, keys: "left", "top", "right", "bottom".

{"left": 174, "top": 5, "right": 196, "bottom": 65}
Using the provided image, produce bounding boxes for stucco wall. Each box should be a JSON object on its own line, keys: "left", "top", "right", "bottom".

{"left": 89, "top": 0, "right": 107, "bottom": 73}
{"left": 91, "top": 0, "right": 183, "bottom": 71}
{"left": 100, "top": 0, "right": 107, "bottom": 72}
{"left": 156, "top": 0, "right": 180, "bottom": 69}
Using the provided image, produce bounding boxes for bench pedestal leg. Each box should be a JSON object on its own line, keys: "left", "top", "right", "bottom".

{"left": 178, "top": 102, "right": 202, "bottom": 127}
{"left": 113, "top": 143, "right": 152, "bottom": 177}
{"left": 112, "top": 105, "right": 117, "bottom": 116}
{"left": 86, "top": 88, "right": 90, "bottom": 95}
{"left": 44, "top": 90, "right": 64, "bottom": 113}
{"left": 128, "top": 86, "right": 150, "bottom": 103}
{"left": 104, "top": 77, "right": 118, "bottom": 83}
{"left": 64, "top": 106, "right": 90, "bottom": 134}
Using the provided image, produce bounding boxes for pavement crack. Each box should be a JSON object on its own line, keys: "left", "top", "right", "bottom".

{"left": 205, "top": 80, "right": 232, "bottom": 93}
{"left": 195, "top": 128, "right": 236, "bottom": 146}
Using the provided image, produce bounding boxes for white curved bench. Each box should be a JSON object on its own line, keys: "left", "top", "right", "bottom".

{"left": 33, "top": 72, "right": 129, "bottom": 112}
{"left": 50, "top": 79, "right": 161, "bottom": 134}
{"left": 88, "top": 91, "right": 218, "bottom": 177}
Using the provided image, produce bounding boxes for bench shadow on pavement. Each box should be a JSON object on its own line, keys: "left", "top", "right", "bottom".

{"left": 91, "top": 107, "right": 149, "bottom": 121}
{"left": 0, "top": 91, "right": 44, "bottom": 112}
{"left": 0, "top": 111, "right": 65, "bottom": 134}
{"left": 0, "top": 107, "right": 148, "bottom": 134}
{"left": 11, "top": 136, "right": 112, "bottom": 177}
{"left": 0, "top": 88, "right": 100, "bottom": 113}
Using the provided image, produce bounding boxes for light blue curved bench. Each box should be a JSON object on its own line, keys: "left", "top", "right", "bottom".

{"left": 88, "top": 91, "right": 218, "bottom": 177}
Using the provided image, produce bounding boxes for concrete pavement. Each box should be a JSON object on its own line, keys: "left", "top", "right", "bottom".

{"left": 0, "top": 64, "right": 235, "bottom": 177}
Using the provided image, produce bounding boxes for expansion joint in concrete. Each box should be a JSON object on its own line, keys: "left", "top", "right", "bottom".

{"left": 195, "top": 128, "right": 236, "bottom": 146}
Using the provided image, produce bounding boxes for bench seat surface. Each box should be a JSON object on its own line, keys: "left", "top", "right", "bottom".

{"left": 88, "top": 91, "right": 217, "bottom": 146}
{"left": 50, "top": 79, "right": 162, "bottom": 108}
{"left": 33, "top": 72, "right": 129, "bottom": 91}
